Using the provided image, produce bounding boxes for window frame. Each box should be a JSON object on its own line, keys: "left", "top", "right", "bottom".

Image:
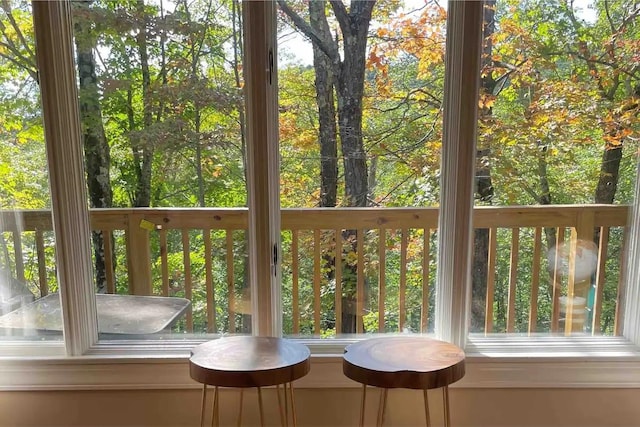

{"left": 1, "top": 0, "right": 640, "bottom": 391}
{"left": 32, "top": 0, "right": 97, "bottom": 356}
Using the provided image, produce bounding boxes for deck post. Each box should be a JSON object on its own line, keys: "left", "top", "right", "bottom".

{"left": 126, "top": 212, "right": 153, "bottom": 295}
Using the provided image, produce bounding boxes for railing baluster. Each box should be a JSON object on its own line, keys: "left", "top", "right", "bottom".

{"left": 103, "top": 230, "right": 115, "bottom": 294}
{"left": 159, "top": 229, "right": 169, "bottom": 297}
{"left": 614, "top": 226, "right": 628, "bottom": 336}
{"left": 313, "top": 229, "right": 321, "bottom": 336}
{"left": 551, "top": 228, "right": 564, "bottom": 333}
{"left": 421, "top": 229, "right": 430, "bottom": 333}
{"left": 203, "top": 229, "right": 215, "bottom": 333}
{"left": 485, "top": 227, "right": 497, "bottom": 334}
{"left": 356, "top": 228, "right": 364, "bottom": 334}
{"left": 226, "top": 230, "right": 236, "bottom": 334}
{"left": 378, "top": 228, "right": 386, "bottom": 333}
{"left": 13, "top": 231, "right": 25, "bottom": 284}
{"left": 334, "top": 229, "right": 342, "bottom": 335}
{"left": 565, "top": 229, "right": 578, "bottom": 335}
{"left": 399, "top": 228, "right": 408, "bottom": 332}
{"left": 35, "top": 230, "right": 48, "bottom": 297}
{"left": 182, "top": 229, "right": 193, "bottom": 332}
{"left": 592, "top": 226, "right": 609, "bottom": 335}
{"left": 0, "top": 233, "right": 8, "bottom": 268}
{"left": 529, "top": 227, "right": 542, "bottom": 334}
{"left": 507, "top": 227, "right": 519, "bottom": 333}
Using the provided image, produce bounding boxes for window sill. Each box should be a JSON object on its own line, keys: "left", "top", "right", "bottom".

{"left": 1, "top": 336, "right": 640, "bottom": 391}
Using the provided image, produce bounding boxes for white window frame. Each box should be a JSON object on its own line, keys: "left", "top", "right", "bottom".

{"left": 1, "top": 0, "right": 640, "bottom": 390}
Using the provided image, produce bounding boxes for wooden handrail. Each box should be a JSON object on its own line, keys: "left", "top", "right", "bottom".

{"left": 1, "top": 205, "right": 628, "bottom": 232}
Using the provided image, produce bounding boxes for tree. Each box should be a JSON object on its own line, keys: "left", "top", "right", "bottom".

{"left": 73, "top": 0, "right": 113, "bottom": 293}
{"left": 278, "top": 0, "right": 374, "bottom": 208}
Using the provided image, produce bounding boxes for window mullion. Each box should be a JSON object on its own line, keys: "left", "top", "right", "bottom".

{"left": 435, "top": 1, "right": 483, "bottom": 347}
{"left": 32, "top": 0, "right": 98, "bottom": 355}
{"left": 623, "top": 161, "right": 640, "bottom": 345}
{"left": 243, "top": 0, "right": 281, "bottom": 337}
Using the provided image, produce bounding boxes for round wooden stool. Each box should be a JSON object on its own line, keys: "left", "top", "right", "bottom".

{"left": 343, "top": 336, "right": 465, "bottom": 427}
{"left": 190, "top": 336, "right": 311, "bottom": 427}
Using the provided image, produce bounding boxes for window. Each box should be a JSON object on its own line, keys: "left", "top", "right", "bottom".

{"left": 277, "top": 0, "right": 446, "bottom": 338}
{"left": 1, "top": 0, "right": 640, "bottom": 389}
{"left": 470, "top": 0, "right": 639, "bottom": 339}
{"left": 72, "top": 0, "right": 253, "bottom": 339}
{"left": 0, "top": 0, "right": 63, "bottom": 352}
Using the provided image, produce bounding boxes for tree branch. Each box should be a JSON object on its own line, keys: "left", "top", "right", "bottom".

{"left": 0, "top": 49, "right": 37, "bottom": 81}
{"left": 617, "top": 5, "right": 640, "bottom": 33}
{"left": 604, "top": 0, "right": 616, "bottom": 33}
{"left": 0, "top": 33, "right": 36, "bottom": 78}
{"left": 0, "top": 0, "right": 36, "bottom": 64}
{"left": 277, "top": 0, "right": 340, "bottom": 64}
{"left": 328, "top": 0, "right": 350, "bottom": 35}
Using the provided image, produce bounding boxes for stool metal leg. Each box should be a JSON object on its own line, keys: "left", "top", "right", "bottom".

{"left": 200, "top": 384, "right": 208, "bottom": 427}
{"left": 236, "top": 389, "right": 244, "bottom": 427}
{"left": 376, "top": 388, "right": 388, "bottom": 427}
{"left": 212, "top": 386, "right": 219, "bottom": 427}
{"left": 277, "top": 384, "right": 286, "bottom": 427}
{"left": 289, "top": 381, "right": 299, "bottom": 427}
{"left": 359, "top": 384, "right": 367, "bottom": 427}
{"left": 258, "top": 387, "right": 265, "bottom": 427}
{"left": 423, "top": 389, "right": 431, "bottom": 427}
{"left": 443, "top": 386, "right": 450, "bottom": 427}
{"left": 284, "top": 382, "right": 289, "bottom": 427}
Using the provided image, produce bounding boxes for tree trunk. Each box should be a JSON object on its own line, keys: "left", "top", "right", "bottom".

{"left": 310, "top": 0, "right": 338, "bottom": 208}
{"left": 332, "top": 1, "right": 374, "bottom": 334}
{"left": 309, "top": 1, "right": 340, "bottom": 333}
{"left": 471, "top": 0, "right": 496, "bottom": 332}
{"left": 181, "top": 0, "right": 207, "bottom": 208}
{"left": 537, "top": 142, "right": 556, "bottom": 248}
{"left": 191, "top": 49, "right": 205, "bottom": 208}
{"left": 74, "top": 0, "right": 113, "bottom": 294}
{"left": 594, "top": 143, "right": 623, "bottom": 204}
{"left": 336, "top": 39, "right": 368, "bottom": 208}
{"left": 368, "top": 155, "right": 377, "bottom": 202}
{"left": 133, "top": 0, "right": 153, "bottom": 208}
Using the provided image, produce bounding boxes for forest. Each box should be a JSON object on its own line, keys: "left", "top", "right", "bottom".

{"left": 0, "top": 0, "right": 638, "bottom": 337}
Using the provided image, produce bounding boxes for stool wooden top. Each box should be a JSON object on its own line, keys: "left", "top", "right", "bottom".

{"left": 343, "top": 336, "right": 465, "bottom": 390}
{"left": 189, "top": 336, "right": 311, "bottom": 388}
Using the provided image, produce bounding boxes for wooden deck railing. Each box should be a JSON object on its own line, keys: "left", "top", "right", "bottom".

{"left": 0, "top": 205, "right": 629, "bottom": 336}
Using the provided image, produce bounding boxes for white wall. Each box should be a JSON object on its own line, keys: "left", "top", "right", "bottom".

{"left": 2, "top": 388, "right": 640, "bottom": 426}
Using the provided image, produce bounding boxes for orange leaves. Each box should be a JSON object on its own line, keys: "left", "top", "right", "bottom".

{"left": 367, "top": 2, "right": 446, "bottom": 84}
{"left": 279, "top": 114, "right": 298, "bottom": 141}
{"left": 368, "top": 50, "right": 383, "bottom": 67}
{"left": 368, "top": 48, "right": 391, "bottom": 97}
{"left": 211, "top": 166, "right": 223, "bottom": 178}
{"left": 376, "top": 27, "right": 390, "bottom": 38}
{"left": 478, "top": 93, "right": 496, "bottom": 110}
{"left": 603, "top": 129, "right": 631, "bottom": 146}
{"left": 279, "top": 114, "right": 317, "bottom": 151}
